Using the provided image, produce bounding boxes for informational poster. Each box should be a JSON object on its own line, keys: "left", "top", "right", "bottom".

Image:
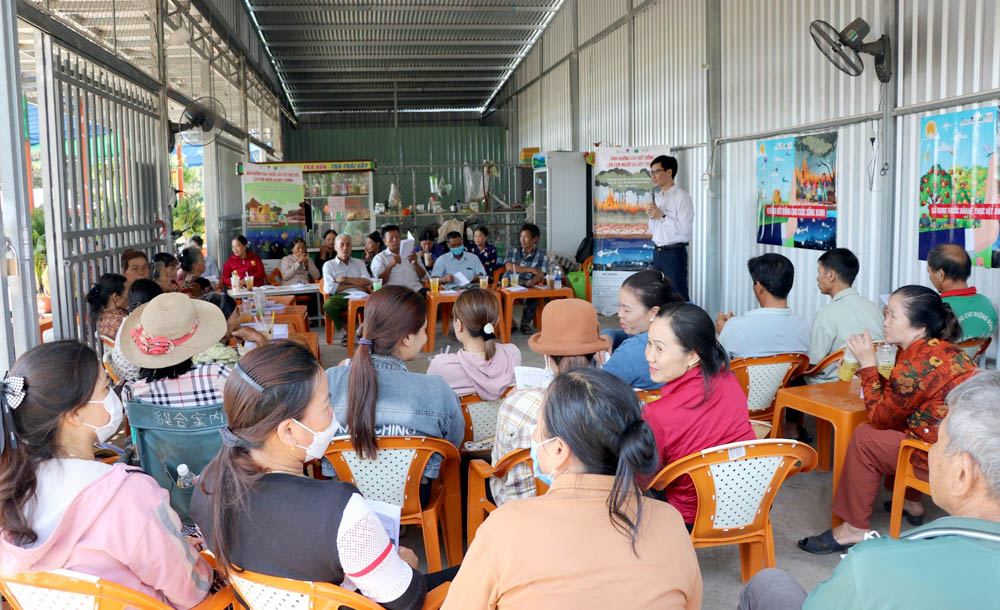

{"left": 592, "top": 145, "right": 669, "bottom": 315}
{"left": 756, "top": 132, "right": 838, "bottom": 251}
{"left": 241, "top": 163, "right": 306, "bottom": 259}
{"left": 917, "top": 108, "right": 1000, "bottom": 268}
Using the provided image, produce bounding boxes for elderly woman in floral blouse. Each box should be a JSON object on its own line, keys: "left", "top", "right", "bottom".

{"left": 799, "top": 285, "right": 977, "bottom": 554}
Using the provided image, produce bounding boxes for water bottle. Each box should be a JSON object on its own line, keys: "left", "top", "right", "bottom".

{"left": 176, "top": 464, "right": 197, "bottom": 489}
{"left": 554, "top": 265, "right": 563, "bottom": 289}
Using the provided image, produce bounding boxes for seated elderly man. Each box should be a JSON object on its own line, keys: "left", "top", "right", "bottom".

{"left": 321, "top": 233, "right": 372, "bottom": 345}
{"left": 737, "top": 371, "right": 1000, "bottom": 610}
{"left": 716, "top": 253, "right": 810, "bottom": 358}
{"left": 927, "top": 243, "right": 998, "bottom": 340}
{"left": 431, "top": 231, "right": 486, "bottom": 289}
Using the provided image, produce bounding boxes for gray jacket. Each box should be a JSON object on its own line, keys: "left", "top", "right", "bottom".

{"left": 326, "top": 354, "right": 464, "bottom": 478}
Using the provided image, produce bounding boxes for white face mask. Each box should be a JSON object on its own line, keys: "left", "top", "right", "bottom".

{"left": 292, "top": 415, "right": 339, "bottom": 461}
{"left": 84, "top": 390, "right": 124, "bottom": 443}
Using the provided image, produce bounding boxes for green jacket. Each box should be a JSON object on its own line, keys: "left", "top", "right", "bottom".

{"left": 805, "top": 516, "right": 1000, "bottom": 609}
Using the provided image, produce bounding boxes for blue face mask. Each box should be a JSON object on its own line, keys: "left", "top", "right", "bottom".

{"left": 529, "top": 426, "right": 557, "bottom": 486}
{"left": 450, "top": 246, "right": 465, "bottom": 257}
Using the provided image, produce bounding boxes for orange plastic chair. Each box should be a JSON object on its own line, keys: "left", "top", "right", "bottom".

{"left": 228, "top": 569, "right": 449, "bottom": 610}
{"left": 0, "top": 569, "right": 235, "bottom": 610}
{"left": 321, "top": 436, "right": 463, "bottom": 572}
{"left": 799, "top": 348, "right": 845, "bottom": 379}
{"left": 491, "top": 266, "right": 505, "bottom": 286}
{"left": 458, "top": 389, "right": 513, "bottom": 449}
{"left": 729, "top": 353, "right": 810, "bottom": 420}
{"left": 318, "top": 283, "right": 337, "bottom": 345}
{"left": 582, "top": 255, "right": 593, "bottom": 302}
{"left": 636, "top": 388, "right": 661, "bottom": 404}
{"left": 466, "top": 448, "right": 549, "bottom": 543}
{"left": 957, "top": 336, "right": 992, "bottom": 365}
{"left": 889, "top": 438, "right": 931, "bottom": 539}
{"left": 267, "top": 268, "right": 282, "bottom": 286}
{"left": 645, "top": 439, "right": 818, "bottom": 583}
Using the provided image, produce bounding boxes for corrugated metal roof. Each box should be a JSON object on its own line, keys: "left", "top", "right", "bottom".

{"left": 246, "top": 0, "right": 563, "bottom": 116}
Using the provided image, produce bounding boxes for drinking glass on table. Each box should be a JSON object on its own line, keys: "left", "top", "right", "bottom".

{"left": 545, "top": 274, "right": 554, "bottom": 290}
{"left": 501, "top": 277, "right": 509, "bottom": 288}
{"left": 479, "top": 276, "right": 489, "bottom": 289}
{"left": 510, "top": 274, "right": 519, "bottom": 287}
{"left": 245, "top": 274, "right": 254, "bottom": 290}
{"left": 838, "top": 348, "right": 860, "bottom": 382}
{"left": 372, "top": 278, "right": 383, "bottom": 292}
{"left": 876, "top": 344, "right": 898, "bottom": 378}
{"left": 430, "top": 276, "right": 440, "bottom": 295}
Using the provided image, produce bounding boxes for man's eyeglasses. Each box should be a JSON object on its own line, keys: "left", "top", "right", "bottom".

{"left": 650, "top": 169, "right": 665, "bottom": 176}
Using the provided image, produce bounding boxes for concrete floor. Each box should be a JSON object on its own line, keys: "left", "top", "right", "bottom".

{"left": 313, "top": 310, "right": 945, "bottom": 609}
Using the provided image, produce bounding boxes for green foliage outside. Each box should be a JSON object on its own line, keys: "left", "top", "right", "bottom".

{"left": 170, "top": 155, "right": 206, "bottom": 242}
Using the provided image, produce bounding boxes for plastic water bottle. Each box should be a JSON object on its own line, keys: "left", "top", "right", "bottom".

{"left": 176, "top": 464, "right": 197, "bottom": 488}
{"left": 554, "top": 265, "right": 563, "bottom": 289}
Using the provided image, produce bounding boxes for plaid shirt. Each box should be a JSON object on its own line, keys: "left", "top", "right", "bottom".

{"left": 127, "top": 362, "right": 231, "bottom": 408}
{"left": 502, "top": 246, "right": 548, "bottom": 283}
{"left": 860, "top": 337, "right": 976, "bottom": 469}
{"left": 490, "top": 384, "right": 548, "bottom": 506}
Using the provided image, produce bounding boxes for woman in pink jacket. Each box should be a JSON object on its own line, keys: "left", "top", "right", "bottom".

{"left": 0, "top": 341, "right": 211, "bottom": 609}
{"left": 427, "top": 289, "right": 520, "bottom": 400}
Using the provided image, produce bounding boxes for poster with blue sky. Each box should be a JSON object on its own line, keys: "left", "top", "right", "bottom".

{"left": 918, "top": 107, "right": 1000, "bottom": 268}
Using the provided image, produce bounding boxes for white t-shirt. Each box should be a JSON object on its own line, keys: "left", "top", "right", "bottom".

{"left": 718, "top": 307, "right": 811, "bottom": 358}
{"left": 370, "top": 249, "right": 426, "bottom": 293}
{"left": 24, "top": 459, "right": 112, "bottom": 548}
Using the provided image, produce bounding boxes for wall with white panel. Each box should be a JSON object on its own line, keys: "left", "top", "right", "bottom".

{"left": 541, "top": 63, "right": 574, "bottom": 151}
{"left": 577, "top": 0, "right": 628, "bottom": 45}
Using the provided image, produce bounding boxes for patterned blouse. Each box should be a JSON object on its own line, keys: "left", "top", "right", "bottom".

{"left": 859, "top": 337, "right": 977, "bottom": 469}
{"left": 96, "top": 308, "right": 127, "bottom": 340}
{"left": 468, "top": 243, "right": 502, "bottom": 279}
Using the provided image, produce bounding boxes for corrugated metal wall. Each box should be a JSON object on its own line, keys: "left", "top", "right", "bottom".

{"left": 541, "top": 62, "right": 573, "bottom": 150}
{"left": 577, "top": 0, "right": 627, "bottom": 45}
{"left": 518, "top": 83, "right": 542, "bottom": 150}
{"left": 284, "top": 126, "right": 507, "bottom": 167}
{"left": 579, "top": 24, "right": 630, "bottom": 147}
{"left": 543, "top": 4, "right": 575, "bottom": 70}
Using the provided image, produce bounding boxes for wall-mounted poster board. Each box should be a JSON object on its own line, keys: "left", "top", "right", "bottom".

{"left": 241, "top": 163, "right": 306, "bottom": 259}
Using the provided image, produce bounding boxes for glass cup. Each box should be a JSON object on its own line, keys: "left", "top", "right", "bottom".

{"left": 245, "top": 275, "right": 254, "bottom": 290}
{"left": 372, "top": 278, "right": 383, "bottom": 292}
{"left": 479, "top": 276, "right": 489, "bottom": 289}
{"left": 545, "top": 275, "right": 555, "bottom": 290}
{"left": 424, "top": 251, "right": 433, "bottom": 267}
{"left": 510, "top": 274, "right": 520, "bottom": 287}
{"left": 876, "top": 344, "right": 898, "bottom": 378}
{"left": 430, "top": 276, "right": 440, "bottom": 295}
{"left": 501, "top": 277, "right": 510, "bottom": 288}
{"left": 838, "top": 348, "right": 860, "bottom": 382}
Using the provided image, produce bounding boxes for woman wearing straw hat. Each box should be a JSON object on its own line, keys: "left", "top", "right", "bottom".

{"left": 491, "top": 298, "right": 611, "bottom": 506}
{"left": 121, "top": 292, "right": 231, "bottom": 408}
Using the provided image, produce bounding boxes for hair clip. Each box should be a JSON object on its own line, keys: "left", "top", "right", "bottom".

{"left": 234, "top": 365, "right": 264, "bottom": 393}
{"left": 0, "top": 375, "right": 26, "bottom": 410}
{"left": 358, "top": 338, "right": 373, "bottom": 346}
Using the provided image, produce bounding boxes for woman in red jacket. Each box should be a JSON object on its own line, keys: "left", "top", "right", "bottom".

{"left": 222, "top": 235, "right": 266, "bottom": 289}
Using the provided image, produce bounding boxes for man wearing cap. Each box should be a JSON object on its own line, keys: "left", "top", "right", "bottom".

{"left": 491, "top": 299, "right": 611, "bottom": 506}
{"left": 122, "top": 292, "right": 231, "bottom": 407}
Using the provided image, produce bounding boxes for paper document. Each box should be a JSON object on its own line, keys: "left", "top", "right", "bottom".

{"left": 452, "top": 271, "right": 472, "bottom": 286}
{"left": 514, "top": 366, "right": 554, "bottom": 390}
{"left": 440, "top": 289, "right": 459, "bottom": 295}
{"left": 400, "top": 238, "right": 415, "bottom": 259}
{"left": 365, "top": 499, "right": 402, "bottom": 549}
{"left": 344, "top": 288, "right": 368, "bottom": 298}
{"left": 505, "top": 285, "right": 528, "bottom": 292}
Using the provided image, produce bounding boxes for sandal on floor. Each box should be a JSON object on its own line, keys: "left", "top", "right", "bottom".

{"left": 797, "top": 529, "right": 853, "bottom": 555}
{"left": 882, "top": 500, "right": 924, "bottom": 526}
{"left": 340, "top": 334, "right": 348, "bottom": 347}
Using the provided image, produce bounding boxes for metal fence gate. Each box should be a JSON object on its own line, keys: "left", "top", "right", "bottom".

{"left": 36, "top": 35, "right": 166, "bottom": 345}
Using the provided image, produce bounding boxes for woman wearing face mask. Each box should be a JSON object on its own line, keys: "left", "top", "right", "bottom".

{"left": 0, "top": 341, "right": 212, "bottom": 608}
{"left": 643, "top": 302, "right": 755, "bottom": 529}
{"left": 192, "top": 341, "right": 447, "bottom": 607}
{"left": 601, "top": 270, "right": 683, "bottom": 390}
{"left": 491, "top": 299, "right": 610, "bottom": 506}
{"left": 443, "top": 368, "right": 702, "bottom": 610}
{"left": 327, "top": 286, "right": 464, "bottom": 487}
{"left": 87, "top": 273, "right": 128, "bottom": 339}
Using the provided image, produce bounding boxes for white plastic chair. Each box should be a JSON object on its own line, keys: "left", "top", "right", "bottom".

{"left": 729, "top": 354, "right": 809, "bottom": 416}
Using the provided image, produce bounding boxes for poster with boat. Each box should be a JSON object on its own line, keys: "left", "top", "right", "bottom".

{"left": 917, "top": 107, "right": 1000, "bottom": 268}
{"left": 241, "top": 163, "right": 307, "bottom": 259}
{"left": 755, "top": 132, "right": 838, "bottom": 251}
{"left": 592, "top": 145, "right": 669, "bottom": 315}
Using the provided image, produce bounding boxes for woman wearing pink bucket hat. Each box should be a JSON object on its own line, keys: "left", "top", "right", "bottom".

{"left": 491, "top": 298, "right": 611, "bottom": 506}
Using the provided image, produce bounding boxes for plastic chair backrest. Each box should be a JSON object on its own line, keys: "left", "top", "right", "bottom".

{"left": 492, "top": 266, "right": 505, "bottom": 285}
{"left": 459, "top": 389, "right": 513, "bottom": 444}
{"left": 636, "top": 389, "right": 661, "bottom": 404}
{"left": 957, "top": 336, "right": 991, "bottom": 365}
{"left": 729, "top": 354, "right": 809, "bottom": 413}
{"left": 268, "top": 268, "right": 282, "bottom": 286}
{"left": 125, "top": 399, "right": 227, "bottom": 524}
{"left": 801, "top": 348, "right": 845, "bottom": 378}
{"left": 646, "top": 439, "right": 816, "bottom": 536}
{"left": 323, "top": 436, "right": 459, "bottom": 515}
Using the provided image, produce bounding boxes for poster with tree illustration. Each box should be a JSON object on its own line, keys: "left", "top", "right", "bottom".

{"left": 918, "top": 108, "right": 1000, "bottom": 268}
{"left": 755, "top": 132, "right": 838, "bottom": 251}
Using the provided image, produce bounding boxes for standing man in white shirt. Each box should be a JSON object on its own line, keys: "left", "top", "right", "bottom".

{"left": 645, "top": 155, "right": 694, "bottom": 301}
{"left": 371, "top": 224, "right": 428, "bottom": 296}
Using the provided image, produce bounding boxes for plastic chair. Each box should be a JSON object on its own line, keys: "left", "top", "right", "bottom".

{"left": 582, "top": 255, "right": 593, "bottom": 302}
{"left": 228, "top": 569, "right": 449, "bottom": 610}
{"left": 458, "top": 389, "right": 513, "bottom": 449}
{"left": 466, "top": 448, "right": 549, "bottom": 544}
{"left": 321, "top": 436, "right": 463, "bottom": 572}
{"left": 889, "top": 438, "right": 932, "bottom": 539}
{"left": 124, "top": 400, "right": 227, "bottom": 525}
{"left": 729, "top": 353, "right": 810, "bottom": 419}
{"left": 956, "top": 336, "right": 991, "bottom": 365}
{"left": 645, "top": 439, "right": 818, "bottom": 583}
{"left": 799, "top": 348, "right": 845, "bottom": 379}
{"left": 318, "top": 283, "right": 337, "bottom": 345}
{"left": 102, "top": 352, "right": 120, "bottom": 385}
{"left": 491, "top": 266, "right": 505, "bottom": 286}
{"left": 267, "top": 268, "right": 282, "bottom": 286}
{"left": 636, "top": 388, "right": 661, "bottom": 404}
{"left": 0, "top": 569, "right": 235, "bottom": 610}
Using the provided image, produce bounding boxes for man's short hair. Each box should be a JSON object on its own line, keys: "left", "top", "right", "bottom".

{"left": 189, "top": 235, "right": 204, "bottom": 247}
{"left": 944, "top": 371, "right": 1000, "bottom": 498}
{"left": 121, "top": 249, "right": 148, "bottom": 270}
{"left": 335, "top": 233, "right": 352, "bottom": 245}
{"left": 650, "top": 155, "right": 679, "bottom": 179}
{"left": 446, "top": 231, "right": 463, "bottom": 242}
{"left": 817, "top": 248, "right": 860, "bottom": 286}
{"left": 382, "top": 224, "right": 401, "bottom": 237}
{"left": 520, "top": 223, "right": 540, "bottom": 240}
{"left": 928, "top": 244, "right": 972, "bottom": 282}
{"left": 747, "top": 253, "right": 795, "bottom": 300}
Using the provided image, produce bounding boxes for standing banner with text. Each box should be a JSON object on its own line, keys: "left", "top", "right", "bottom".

{"left": 241, "top": 163, "right": 306, "bottom": 259}
{"left": 592, "top": 145, "right": 670, "bottom": 315}
{"left": 917, "top": 107, "right": 1000, "bottom": 268}
{"left": 755, "top": 132, "right": 838, "bottom": 251}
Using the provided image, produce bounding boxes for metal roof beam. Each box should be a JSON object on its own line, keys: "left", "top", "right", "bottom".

{"left": 265, "top": 40, "right": 528, "bottom": 47}
{"left": 274, "top": 53, "right": 524, "bottom": 60}
{"left": 284, "top": 76, "right": 501, "bottom": 83}
{"left": 283, "top": 66, "right": 510, "bottom": 73}
{"left": 258, "top": 24, "right": 544, "bottom": 31}
{"left": 288, "top": 86, "right": 494, "bottom": 93}
{"left": 248, "top": 4, "right": 558, "bottom": 13}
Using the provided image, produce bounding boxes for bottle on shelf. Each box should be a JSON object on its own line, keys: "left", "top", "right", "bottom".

{"left": 176, "top": 464, "right": 197, "bottom": 488}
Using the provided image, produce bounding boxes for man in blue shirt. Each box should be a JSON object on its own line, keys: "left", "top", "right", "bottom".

{"left": 737, "top": 371, "right": 1000, "bottom": 610}
{"left": 503, "top": 223, "right": 548, "bottom": 335}
{"left": 431, "top": 231, "right": 486, "bottom": 289}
